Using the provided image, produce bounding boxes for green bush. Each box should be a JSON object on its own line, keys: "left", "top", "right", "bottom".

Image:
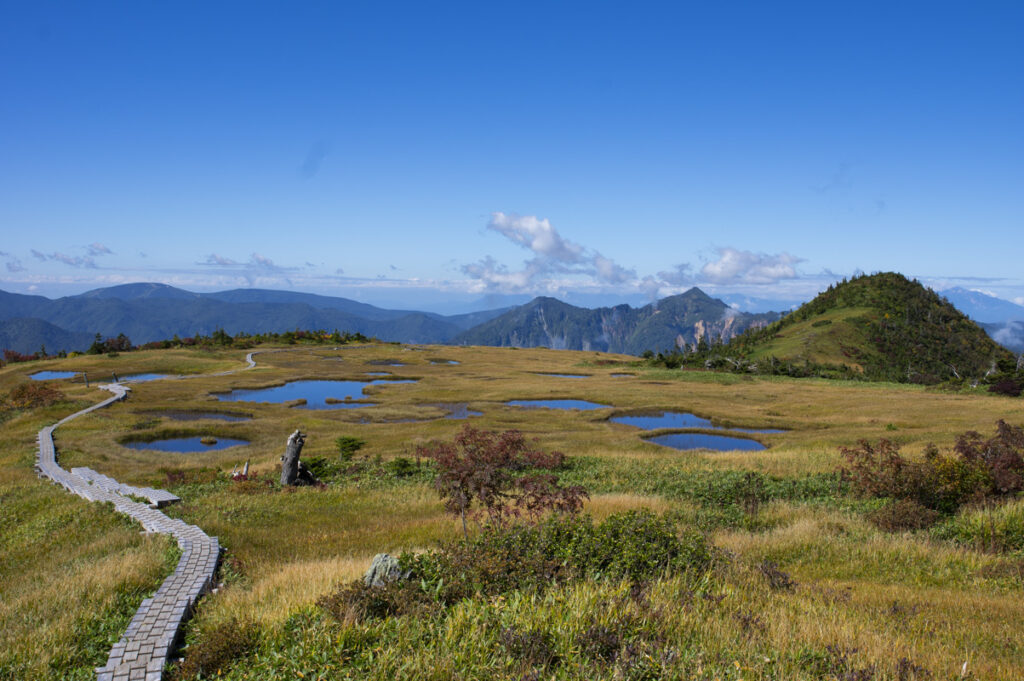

{"left": 319, "top": 511, "right": 714, "bottom": 624}
{"left": 335, "top": 436, "right": 366, "bottom": 462}
{"left": 932, "top": 500, "right": 1024, "bottom": 553}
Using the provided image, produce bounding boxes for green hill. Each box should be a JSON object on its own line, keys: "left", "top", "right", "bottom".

{"left": 727, "top": 272, "right": 1015, "bottom": 383}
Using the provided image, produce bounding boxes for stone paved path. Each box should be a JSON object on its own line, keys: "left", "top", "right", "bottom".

{"left": 32, "top": 348, "right": 296, "bottom": 679}
{"left": 33, "top": 355, "right": 269, "bottom": 680}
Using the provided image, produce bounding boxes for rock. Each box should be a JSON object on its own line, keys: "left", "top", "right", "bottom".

{"left": 363, "top": 553, "right": 402, "bottom": 587}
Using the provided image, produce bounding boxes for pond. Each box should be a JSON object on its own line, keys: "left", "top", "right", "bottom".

{"left": 610, "top": 411, "right": 785, "bottom": 434}
{"left": 645, "top": 432, "right": 766, "bottom": 452}
{"left": 610, "top": 373, "right": 635, "bottom": 378}
{"left": 156, "top": 410, "right": 252, "bottom": 422}
{"left": 30, "top": 371, "right": 77, "bottom": 380}
{"left": 123, "top": 436, "right": 250, "bottom": 453}
{"left": 430, "top": 359, "right": 460, "bottom": 365}
{"left": 215, "top": 379, "right": 415, "bottom": 409}
{"left": 435, "top": 403, "right": 483, "bottom": 419}
{"left": 507, "top": 399, "right": 610, "bottom": 411}
{"left": 120, "top": 373, "right": 171, "bottom": 382}
{"left": 534, "top": 372, "right": 590, "bottom": 378}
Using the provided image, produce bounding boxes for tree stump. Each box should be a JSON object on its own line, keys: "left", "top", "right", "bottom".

{"left": 280, "top": 429, "right": 319, "bottom": 486}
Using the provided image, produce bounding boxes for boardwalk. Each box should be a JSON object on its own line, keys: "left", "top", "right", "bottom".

{"left": 35, "top": 383, "right": 224, "bottom": 681}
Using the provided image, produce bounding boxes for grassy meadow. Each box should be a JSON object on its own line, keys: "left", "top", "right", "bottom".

{"left": 2, "top": 342, "right": 1023, "bottom": 679}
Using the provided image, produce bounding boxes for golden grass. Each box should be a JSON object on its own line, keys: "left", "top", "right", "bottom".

{"left": 3, "top": 341, "right": 1023, "bottom": 679}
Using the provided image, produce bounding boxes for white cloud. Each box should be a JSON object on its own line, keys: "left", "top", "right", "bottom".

{"left": 487, "top": 212, "right": 585, "bottom": 263}
{"left": 466, "top": 212, "right": 636, "bottom": 293}
{"left": 699, "top": 248, "right": 803, "bottom": 285}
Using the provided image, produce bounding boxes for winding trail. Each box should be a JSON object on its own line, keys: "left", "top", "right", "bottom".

{"left": 34, "top": 351, "right": 262, "bottom": 681}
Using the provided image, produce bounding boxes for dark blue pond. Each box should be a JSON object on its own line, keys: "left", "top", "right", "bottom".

{"left": 364, "top": 372, "right": 392, "bottom": 376}
{"left": 507, "top": 399, "right": 610, "bottom": 410}
{"left": 611, "top": 412, "right": 712, "bottom": 429}
{"left": 124, "top": 437, "right": 250, "bottom": 453}
{"left": 121, "top": 373, "right": 170, "bottom": 382}
{"left": 215, "top": 379, "right": 415, "bottom": 409}
{"left": 30, "top": 371, "right": 77, "bottom": 380}
{"left": 611, "top": 411, "right": 785, "bottom": 434}
{"left": 158, "top": 411, "right": 251, "bottom": 422}
{"left": 535, "top": 373, "right": 590, "bottom": 378}
{"left": 645, "top": 433, "right": 766, "bottom": 452}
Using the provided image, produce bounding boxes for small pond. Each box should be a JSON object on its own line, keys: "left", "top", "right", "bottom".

{"left": 507, "top": 399, "right": 610, "bottom": 411}
{"left": 534, "top": 372, "right": 590, "bottom": 378}
{"left": 611, "top": 373, "right": 635, "bottom": 378}
{"left": 215, "top": 379, "right": 415, "bottom": 409}
{"left": 430, "top": 359, "right": 460, "bottom": 365}
{"left": 610, "top": 411, "right": 785, "bottom": 434}
{"left": 364, "top": 371, "right": 392, "bottom": 376}
{"left": 30, "top": 371, "right": 77, "bottom": 380}
{"left": 123, "top": 437, "right": 250, "bottom": 453}
{"left": 156, "top": 411, "right": 252, "bottom": 422}
{"left": 436, "top": 403, "right": 483, "bottom": 419}
{"left": 120, "top": 373, "right": 171, "bottom": 382}
{"left": 645, "top": 432, "right": 766, "bottom": 452}
{"left": 368, "top": 360, "right": 405, "bottom": 367}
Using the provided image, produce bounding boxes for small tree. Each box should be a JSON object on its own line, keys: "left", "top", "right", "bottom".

{"left": 417, "top": 425, "right": 588, "bottom": 539}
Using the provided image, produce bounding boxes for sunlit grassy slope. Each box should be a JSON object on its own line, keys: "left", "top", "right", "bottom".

{"left": 2, "top": 341, "right": 1023, "bottom": 679}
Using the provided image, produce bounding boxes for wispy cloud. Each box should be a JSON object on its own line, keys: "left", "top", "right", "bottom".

{"left": 30, "top": 249, "right": 47, "bottom": 261}
{"left": 299, "top": 141, "right": 330, "bottom": 179}
{"left": 87, "top": 242, "right": 113, "bottom": 256}
{"left": 199, "top": 252, "right": 297, "bottom": 286}
{"left": 204, "top": 254, "right": 238, "bottom": 266}
{"left": 5, "top": 258, "right": 25, "bottom": 273}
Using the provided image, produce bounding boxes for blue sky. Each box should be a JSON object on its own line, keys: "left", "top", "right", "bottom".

{"left": 1, "top": 1, "right": 1022, "bottom": 313}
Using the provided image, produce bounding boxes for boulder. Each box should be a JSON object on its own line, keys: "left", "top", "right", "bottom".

{"left": 363, "top": 553, "right": 403, "bottom": 587}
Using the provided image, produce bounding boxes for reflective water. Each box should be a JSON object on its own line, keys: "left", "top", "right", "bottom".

{"left": 430, "top": 359, "right": 460, "bottom": 365}
{"left": 121, "top": 373, "right": 170, "bottom": 382}
{"left": 611, "top": 373, "right": 635, "bottom": 378}
{"left": 216, "top": 379, "right": 414, "bottom": 409}
{"left": 645, "top": 433, "right": 766, "bottom": 452}
{"left": 156, "top": 411, "right": 252, "bottom": 422}
{"left": 364, "top": 372, "right": 392, "bottom": 376}
{"left": 30, "top": 371, "right": 76, "bottom": 380}
{"left": 507, "top": 399, "right": 610, "bottom": 410}
{"left": 611, "top": 411, "right": 785, "bottom": 434}
{"left": 534, "top": 373, "right": 590, "bottom": 378}
{"left": 123, "top": 437, "right": 250, "bottom": 452}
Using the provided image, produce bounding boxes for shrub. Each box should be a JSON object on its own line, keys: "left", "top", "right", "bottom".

{"left": 335, "top": 436, "right": 366, "bottom": 461}
{"left": 417, "top": 425, "right": 587, "bottom": 538}
{"left": 4, "top": 382, "right": 66, "bottom": 409}
{"left": 319, "top": 511, "right": 713, "bottom": 624}
{"left": 383, "top": 456, "right": 418, "bottom": 477}
{"left": 840, "top": 421, "right": 1024, "bottom": 514}
{"left": 172, "top": 618, "right": 259, "bottom": 680}
{"left": 867, "top": 498, "right": 942, "bottom": 532}
{"left": 988, "top": 380, "right": 1023, "bottom": 397}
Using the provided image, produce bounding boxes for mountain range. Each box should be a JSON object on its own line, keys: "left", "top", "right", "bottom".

{"left": 1, "top": 280, "right": 1021, "bottom": 357}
